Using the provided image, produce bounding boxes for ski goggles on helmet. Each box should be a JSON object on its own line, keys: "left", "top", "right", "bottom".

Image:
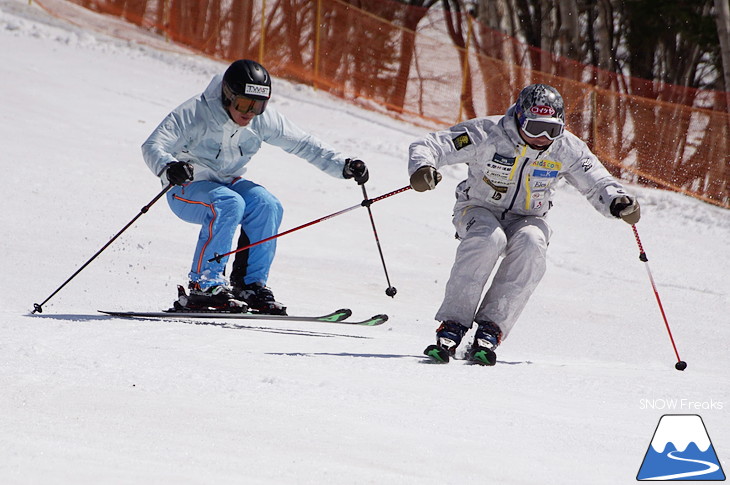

{"left": 519, "top": 118, "right": 565, "bottom": 140}
{"left": 222, "top": 82, "right": 269, "bottom": 115}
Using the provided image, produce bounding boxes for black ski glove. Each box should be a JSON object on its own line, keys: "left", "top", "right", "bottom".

{"left": 410, "top": 166, "right": 442, "bottom": 192}
{"left": 166, "top": 161, "right": 194, "bottom": 186}
{"left": 343, "top": 158, "right": 369, "bottom": 185}
{"left": 610, "top": 195, "right": 641, "bottom": 224}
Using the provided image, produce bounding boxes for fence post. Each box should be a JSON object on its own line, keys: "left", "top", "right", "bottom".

{"left": 259, "top": 0, "right": 266, "bottom": 64}
{"left": 591, "top": 87, "right": 598, "bottom": 149}
{"left": 163, "top": 0, "right": 171, "bottom": 42}
{"left": 314, "top": 0, "right": 322, "bottom": 89}
{"left": 458, "top": 12, "right": 473, "bottom": 123}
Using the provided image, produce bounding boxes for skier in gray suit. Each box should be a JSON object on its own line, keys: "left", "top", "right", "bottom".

{"left": 409, "top": 84, "right": 640, "bottom": 365}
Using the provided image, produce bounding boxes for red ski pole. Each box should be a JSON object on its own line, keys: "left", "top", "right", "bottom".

{"left": 209, "top": 185, "right": 412, "bottom": 263}
{"left": 632, "top": 225, "right": 687, "bottom": 371}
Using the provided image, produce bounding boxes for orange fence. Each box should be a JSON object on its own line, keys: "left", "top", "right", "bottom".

{"left": 36, "top": 0, "right": 729, "bottom": 208}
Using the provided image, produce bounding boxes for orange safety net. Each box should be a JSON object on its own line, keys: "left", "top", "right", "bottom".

{"left": 36, "top": 0, "right": 729, "bottom": 208}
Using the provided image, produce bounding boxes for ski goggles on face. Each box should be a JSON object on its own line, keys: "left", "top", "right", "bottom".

{"left": 520, "top": 118, "right": 565, "bottom": 140}
{"left": 222, "top": 82, "right": 269, "bottom": 115}
{"left": 231, "top": 96, "right": 268, "bottom": 115}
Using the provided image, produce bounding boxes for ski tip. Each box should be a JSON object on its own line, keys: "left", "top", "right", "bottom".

{"left": 468, "top": 347, "right": 497, "bottom": 366}
{"left": 356, "top": 314, "right": 388, "bottom": 326}
{"left": 317, "top": 308, "right": 353, "bottom": 322}
{"left": 423, "top": 344, "right": 450, "bottom": 363}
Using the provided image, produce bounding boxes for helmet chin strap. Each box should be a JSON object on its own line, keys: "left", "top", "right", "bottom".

{"left": 221, "top": 88, "right": 235, "bottom": 121}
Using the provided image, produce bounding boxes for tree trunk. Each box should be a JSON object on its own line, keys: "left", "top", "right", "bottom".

{"left": 442, "top": 0, "right": 477, "bottom": 120}
{"left": 557, "top": 0, "right": 580, "bottom": 60}
{"left": 390, "top": 6, "right": 431, "bottom": 113}
{"left": 594, "top": 0, "right": 613, "bottom": 70}
{"left": 714, "top": 0, "right": 730, "bottom": 106}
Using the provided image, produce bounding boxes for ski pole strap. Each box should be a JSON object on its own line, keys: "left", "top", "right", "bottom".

{"left": 209, "top": 185, "right": 412, "bottom": 263}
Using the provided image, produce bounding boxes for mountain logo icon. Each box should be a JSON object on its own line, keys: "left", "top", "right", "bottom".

{"left": 637, "top": 414, "right": 725, "bottom": 481}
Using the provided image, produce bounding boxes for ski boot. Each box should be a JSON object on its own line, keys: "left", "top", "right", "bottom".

{"left": 467, "top": 321, "right": 502, "bottom": 366}
{"left": 423, "top": 321, "right": 469, "bottom": 363}
{"left": 234, "top": 282, "right": 287, "bottom": 315}
{"left": 174, "top": 283, "right": 248, "bottom": 312}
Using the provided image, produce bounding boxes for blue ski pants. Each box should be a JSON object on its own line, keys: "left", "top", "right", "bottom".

{"left": 167, "top": 179, "right": 283, "bottom": 289}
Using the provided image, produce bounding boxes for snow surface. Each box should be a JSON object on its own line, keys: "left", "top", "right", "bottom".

{"left": 1, "top": 0, "right": 728, "bottom": 483}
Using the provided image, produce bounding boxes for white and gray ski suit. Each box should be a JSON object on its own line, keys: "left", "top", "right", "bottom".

{"left": 408, "top": 106, "right": 630, "bottom": 338}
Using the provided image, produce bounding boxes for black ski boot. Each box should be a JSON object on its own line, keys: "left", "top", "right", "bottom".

{"left": 234, "top": 282, "right": 287, "bottom": 315}
{"left": 424, "top": 321, "right": 469, "bottom": 363}
{"left": 467, "top": 321, "right": 502, "bottom": 366}
{"left": 174, "top": 283, "right": 248, "bottom": 312}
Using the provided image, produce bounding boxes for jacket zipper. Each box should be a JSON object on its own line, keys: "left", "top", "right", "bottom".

{"left": 501, "top": 156, "right": 531, "bottom": 220}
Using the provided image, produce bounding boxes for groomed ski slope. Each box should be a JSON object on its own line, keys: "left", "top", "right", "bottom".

{"left": 1, "top": 1, "right": 728, "bottom": 483}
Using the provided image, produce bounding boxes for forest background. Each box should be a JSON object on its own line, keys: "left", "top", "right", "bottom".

{"left": 35, "top": 0, "right": 730, "bottom": 208}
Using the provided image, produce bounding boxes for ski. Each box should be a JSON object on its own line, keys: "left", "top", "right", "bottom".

{"left": 423, "top": 344, "right": 451, "bottom": 363}
{"left": 467, "top": 346, "right": 497, "bottom": 366}
{"left": 98, "top": 308, "right": 388, "bottom": 326}
{"left": 423, "top": 344, "right": 498, "bottom": 365}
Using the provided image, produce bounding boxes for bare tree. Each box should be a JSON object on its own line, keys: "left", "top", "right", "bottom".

{"left": 442, "top": 0, "right": 477, "bottom": 119}
{"left": 714, "top": 0, "right": 730, "bottom": 97}
{"left": 556, "top": 0, "right": 580, "bottom": 60}
{"left": 390, "top": 0, "right": 439, "bottom": 112}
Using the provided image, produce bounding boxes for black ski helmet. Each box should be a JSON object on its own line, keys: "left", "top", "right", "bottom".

{"left": 222, "top": 59, "right": 271, "bottom": 113}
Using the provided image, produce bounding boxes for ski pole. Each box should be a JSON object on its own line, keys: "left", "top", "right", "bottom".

{"left": 31, "top": 183, "right": 174, "bottom": 314}
{"left": 360, "top": 184, "right": 397, "bottom": 297}
{"left": 631, "top": 224, "right": 687, "bottom": 371}
{"left": 210, "top": 185, "right": 412, "bottom": 263}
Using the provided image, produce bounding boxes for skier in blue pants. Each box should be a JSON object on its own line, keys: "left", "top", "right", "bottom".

{"left": 142, "top": 59, "right": 368, "bottom": 314}
{"left": 166, "top": 179, "right": 282, "bottom": 287}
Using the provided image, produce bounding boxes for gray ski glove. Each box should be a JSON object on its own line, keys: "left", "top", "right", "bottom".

{"left": 610, "top": 195, "right": 641, "bottom": 224}
{"left": 410, "top": 166, "right": 442, "bottom": 192}
{"left": 165, "top": 161, "right": 194, "bottom": 186}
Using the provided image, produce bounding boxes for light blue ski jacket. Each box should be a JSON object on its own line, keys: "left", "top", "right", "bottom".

{"left": 142, "top": 74, "right": 348, "bottom": 184}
